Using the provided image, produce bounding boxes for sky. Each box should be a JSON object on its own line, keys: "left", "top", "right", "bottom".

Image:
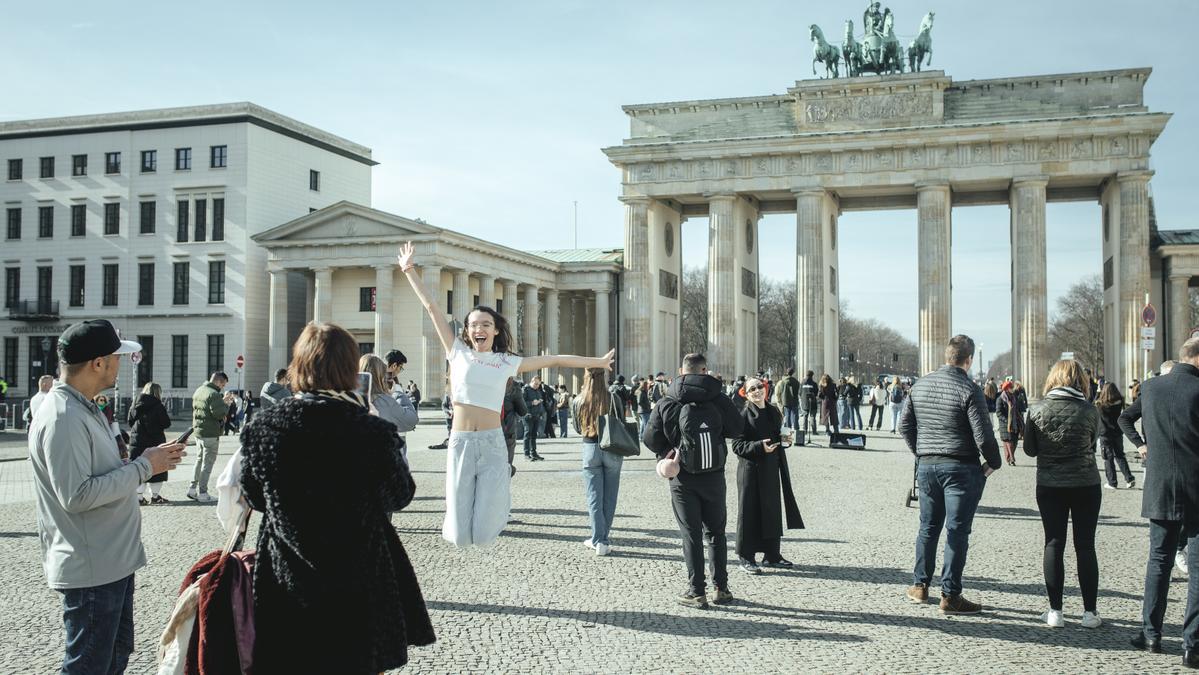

{"left": 4, "top": 0, "right": 1195, "bottom": 367}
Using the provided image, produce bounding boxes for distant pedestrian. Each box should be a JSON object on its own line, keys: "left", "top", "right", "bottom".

{"left": 888, "top": 376, "right": 906, "bottom": 433}
{"left": 572, "top": 368, "right": 624, "bottom": 556}
{"left": 523, "top": 375, "right": 548, "bottom": 461}
{"left": 258, "top": 368, "right": 289, "bottom": 411}
{"left": 868, "top": 380, "right": 887, "bottom": 430}
{"left": 846, "top": 375, "right": 864, "bottom": 430}
{"left": 1023, "top": 359, "right": 1103, "bottom": 629}
{"left": 428, "top": 385, "right": 452, "bottom": 450}
{"left": 1095, "top": 383, "right": 1136, "bottom": 490}
{"left": 997, "top": 379, "right": 1025, "bottom": 466}
{"left": 818, "top": 374, "right": 839, "bottom": 437}
{"left": 502, "top": 378, "right": 528, "bottom": 477}
{"left": 23, "top": 374, "right": 55, "bottom": 426}
{"left": 836, "top": 377, "right": 850, "bottom": 429}
{"left": 635, "top": 378, "right": 652, "bottom": 431}
{"left": 900, "top": 334, "right": 1000, "bottom": 615}
{"left": 360, "top": 354, "right": 418, "bottom": 459}
{"left": 127, "top": 382, "right": 173, "bottom": 505}
{"left": 779, "top": 367, "right": 801, "bottom": 431}
{"left": 983, "top": 377, "right": 998, "bottom": 415}
{"left": 609, "top": 375, "right": 632, "bottom": 417}
{"left": 799, "top": 370, "right": 819, "bottom": 437}
{"left": 555, "top": 384, "right": 572, "bottom": 439}
{"left": 189, "top": 372, "right": 234, "bottom": 502}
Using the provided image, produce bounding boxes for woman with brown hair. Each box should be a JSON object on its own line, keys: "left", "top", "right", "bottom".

{"left": 817, "top": 373, "right": 839, "bottom": 438}
{"left": 128, "top": 382, "right": 172, "bottom": 505}
{"left": 398, "top": 242, "right": 614, "bottom": 548}
{"left": 1095, "top": 382, "right": 1136, "bottom": 489}
{"left": 360, "top": 353, "right": 419, "bottom": 458}
{"left": 238, "top": 322, "right": 434, "bottom": 672}
{"left": 570, "top": 368, "right": 623, "bottom": 556}
{"left": 1023, "top": 359, "right": 1103, "bottom": 629}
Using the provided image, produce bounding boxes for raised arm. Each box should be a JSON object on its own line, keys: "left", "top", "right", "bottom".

{"left": 398, "top": 242, "right": 455, "bottom": 355}
{"left": 518, "top": 349, "right": 616, "bottom": 374}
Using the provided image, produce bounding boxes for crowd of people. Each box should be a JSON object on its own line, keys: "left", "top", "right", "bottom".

{"left": 19, "top": 237, "right": 1199, "bottom": 672}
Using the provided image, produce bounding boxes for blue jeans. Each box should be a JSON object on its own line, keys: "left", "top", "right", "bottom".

{"left": 58, "top": 574, "right": 135, "bottom": 675}
{"left": 558, "top": 409, "right": 570, "bottom": 438}
{"left": 890, "top": 404, "right": 902, "bottom": 431}
{"left": 836, "top": 399, "right": 848, "bottom": 427}
{"left": 639, "top": 412, "right": 650, "bottom": 434}
{"left": 783, "top": 405, "right": 799, "bottom": 430}
{"left": 582, "top": 441, "right": 623, "bottom": 546}
{"left": 913, "top": 461, "right": 987, "bottom": 596}
{"left": 1141, "top": 519, "right": 1199, "bottom": 647}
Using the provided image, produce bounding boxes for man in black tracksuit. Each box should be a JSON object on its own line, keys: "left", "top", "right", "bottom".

{"left": 643, "top": 353, "right": 744, "bottom": 608}
{"left": 800, "top": 370, "right": 819, "bottom": 438}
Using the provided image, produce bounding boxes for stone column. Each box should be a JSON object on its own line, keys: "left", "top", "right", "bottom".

{"left": 304, "top": 273, "right": 315, "bottom": 322}
{"left": 573, "top": 294, "right": 588, "bottom": 392}
{"left": 313, "top": 267, "right": 334, "bottom": 323}
{"left": 917, "top": 183, "right": 952, "bottom": 376}
{"left": 1170, "top": 273, "right": 1192, "bottom": 357}
{"left": 594, "top": 289, "right": 610, "bottom": 358}
{"left": 268, "top": 269, "right": 289, "bottom": 370}
{"left": 452, "top": 269, "right": 471, "bottom": 324}
{"left": 479, "top": 274, "right": 496, "bottom": 309}
{"left": 522, "top": 284, "right": 540, "bottom": 357}
{"left": 620, "top": 197, "right": 652, "bottom": 379}
{"left": 501, "top": 279, "right": 518, "bottom": 318}
{"left": 1118, "top": 171, "right": 1152, "bottom": 384}
{"left": 585, "top": 294, "right": 596, "bottom": 374}
{"left": 544, "top": 289, "right": 560, "bottom": 384}
{"left": 1010, "top": 177, "right": 1049, "bottom": 397}
{"left": 794, "top": 189, "right": 826, "bottom": 375}
{"left": 707, "top": 194, "right": 737, "bottom": 378}
{"left": 420, "top": 264, "right": 444, "bottom": 398}
{"left": 373, "top": 264, "right": 394, "bottom": 351}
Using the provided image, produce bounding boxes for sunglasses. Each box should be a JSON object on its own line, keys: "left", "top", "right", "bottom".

{"left": 746, "top": 385, "right": 764, "bottom": 393}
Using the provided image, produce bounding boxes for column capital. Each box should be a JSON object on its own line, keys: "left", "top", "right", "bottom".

{"left": 1168, "top": 272, "right": 1194, "bottom": 282}
{"left": 372, "top": 262, "right": 395, "bottom": 271}
{"left": 914, "top": 180, "right": 951, "bottom": 192}
{"left": 790, "top": 186, "right": 828, "bottom": 198}
{"left": 311, "top": 266, "right": 333, "bottom": 274}
{"left": 618, "top": 195, "right": 652, "bottom": 206}
{"left": 703, "top": 192, "right": 739, "bottom": 202}
{"left": 1116, "top": 169, "right": 1154, "bottom": 184}
{"left": 1011, "top": 175, "right": 1049, "bottom": 188}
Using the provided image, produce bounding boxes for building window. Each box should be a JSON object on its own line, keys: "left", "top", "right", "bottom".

{"left": 359, "top": 287, "right": 376, "bottom": 312}
{"left": 194, "top": 199, "right": 207, "bottom": 242}
{"left": 210, "top": 145, "right": 227, "bottom": 168}
{"left": 3, "top": 338, "right": 17, "bottom": 390}
{"left": 69, "top": 265, "right": 85, "bottom": 307}
{"left": 7, "top": 158, "right": 21, "bottom": 180}
{"left": 173, "top": 261, "right": 189, "bottom": 304}
{"left": 208, "top": 261, "right": 225, "bottom": 304}
{"left": 104, "top": 152, "right": 121, "bottom": 174}
{"left": 36, "top": 267, "right": 51, "bottom": 305}
{"left": 39, "top": 156, "right": 54, "bottom": 179}
{"left": 176, "top": 199, "right": 189, "bottom": 242}
{"left": 103, "top": 203, "right": 120, "bottom": 235}
{"left": 141, "top": 150, "right": 157, "bottom": 173}
{"left": 70, "top": 204, "right": 85, "bottom": 237}
{"left": 138, "top": 262, "right": 154, "bottom": 306}
{"left": 139, "top": 201, "right": 155, "bottom": 234}
{"left": 5, "top": 208, "right": 18, "bottom": 240}
{"left": 72, "top": 154, "right": 87, "bottom": 176}
{"left": 136, "top": 335, "right": 154, "bottom": 387}
{"left": 309, "top": 170, "right": 320, "bottom": 191}
{"left": 37, "top": 206, "right": 53, "bottom": 238}
{"left": 172, "top": 335, "right": 188, "bottom": 388}
{"left": 212, "top": 198, "right": 224, "bottom": 241}
{"left": 207, "top": 334, "right": 224, "bottom": 377}
{"left": 175, "top": 147, "right": 191, "bottom": 171}
{"left": 4, "top": 268, "right": 19, "bottom": 309}
{"left": 102, "top": 263, "right": 118, "bottom": 306}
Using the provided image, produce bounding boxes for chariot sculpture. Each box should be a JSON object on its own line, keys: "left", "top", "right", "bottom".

{"left": 808, "top": 4, "right": 934, "bottom": 78}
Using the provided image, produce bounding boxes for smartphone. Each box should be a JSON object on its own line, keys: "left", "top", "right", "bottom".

{"left": 170, "top": 427, "right": 195, "bottom": 445}
{"left": 356, "top": 371, "right": 372, "bottom": 397}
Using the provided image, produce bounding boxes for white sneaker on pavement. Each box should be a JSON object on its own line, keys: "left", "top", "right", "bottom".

{"left": 195, "top": 492, "right": 214, "bottom": 503}
{"left": 1177, "top": 550, "right": 1189, "bottom": 575}
{"left": 583, "top": 538, "right": 594, "bottom": 549}
{"left": 595, "top": 543, "right": 611, "bottom": 556}
{"left": 1080, "top": 611, "right": 1102, "bottom": 628}
{"left": 186, "top": 488, "right": 198, "bottom": 501}
{"left": 1102, "top": 483, "right": 1116, "bottom": 490}
{"left": 1041, "top": 609, "right": 1065, "bottom": 627}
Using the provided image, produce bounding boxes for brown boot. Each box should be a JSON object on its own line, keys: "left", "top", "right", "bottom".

{"left": 905, "top": 583, "right": 929, "bottom": 604}
{"left": 939, "top": 593, "right": 983, "bottom": 615}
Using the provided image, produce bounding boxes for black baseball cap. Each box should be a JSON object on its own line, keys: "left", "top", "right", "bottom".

{"left": 57, "top": 320, "right": 141, "bottom": 365}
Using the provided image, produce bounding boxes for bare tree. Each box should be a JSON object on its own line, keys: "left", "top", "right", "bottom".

{"left": 837, "top": 300, "right": 920, "bottom": 381}
{"left": 987, "top": 350, "right": 1014, "bottom": 380}
{"left": 757, "top": 277, "right": 798, "bottom": 375}
{"left": 680, "top": 265, "right": 708, "bottom": 356}
{"left": 1047, "top": 274, "right": 1104, "bottom": 372}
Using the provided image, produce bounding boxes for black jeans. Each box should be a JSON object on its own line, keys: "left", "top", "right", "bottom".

{"left": 867, "top": 404, "right": 884, "bottom": 428}
{"left": 801, "top": 404, "right": 818, "bottom": 435}
{"left": 523, "top": 413, "right": 544, "bottom": 455}
{"left": 669, "top": 470, "right": 728, "bottom": 594}
{"left": 1142, "top": 519, "right": 1199, "bottom": 647}
{"left": 1099, "top": 437, "right": 1135, "bottom": 486}
{"left": 1035, "top": 483, "right": 1101, "bottom": 612}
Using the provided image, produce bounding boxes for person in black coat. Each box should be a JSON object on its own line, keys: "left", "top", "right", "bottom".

{"left": 1119, "top": 341, "right": 1199, "bottom": 661}
{"left": 818, "top": 374, "right": 839, "bottom": 438}
{"left": 1095, "top": 382, "right": 1135, "bottom": 489}
{"left": 238, "top": 323, "right": 434, "bottom": 673}
{"left": 731, "top": 377, "right": 804, "bottom": 574}
{"left": 127, "top": 382, "right": 172, "bottom": 505}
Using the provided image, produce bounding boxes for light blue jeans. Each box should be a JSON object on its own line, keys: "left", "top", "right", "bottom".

{"left": 444, "top": 428, "right": 511, "bottom": 547}
{"left": 582, "top": 441, "right": 623, "bottom": 546}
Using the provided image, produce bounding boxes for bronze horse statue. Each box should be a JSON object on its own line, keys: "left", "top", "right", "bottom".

{"left": 809, "top": 24, "right": 840, "bottom": 78}
{"left": 842, "top": 20, "right": 863, "bottom": 77}
{"left": 908, "top": 12, "right": 934, "bottom": 73}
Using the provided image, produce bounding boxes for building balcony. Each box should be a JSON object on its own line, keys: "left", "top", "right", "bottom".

{"left": 7, "top": 299, "right": 60, "bottom": 321}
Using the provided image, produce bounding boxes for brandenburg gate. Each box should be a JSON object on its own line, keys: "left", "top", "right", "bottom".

{"left": 603, "top": 67, "right": 1171, "bottom": 393}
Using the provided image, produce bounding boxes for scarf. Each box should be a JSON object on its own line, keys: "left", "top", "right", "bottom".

{"left": 295, "top": 390, "right": 369, "bottom": 409}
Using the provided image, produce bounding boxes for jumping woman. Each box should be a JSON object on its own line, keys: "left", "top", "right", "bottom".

{"left": 398, "top": 242, "right": 614, "bottom": 547}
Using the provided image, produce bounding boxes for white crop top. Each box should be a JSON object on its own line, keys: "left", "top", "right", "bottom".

{"left": 447, "top": 338, "right": 523, "bottom": 412}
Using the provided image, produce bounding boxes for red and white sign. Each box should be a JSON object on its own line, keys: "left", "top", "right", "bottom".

{"left": 130, "top": 351, "right": 143, "bottom": 365}
{"left": 1191, "top": 326, "right": 1199, "bottom": 341}
{"left": 1142, "top": 303, "right": 1157, "bottom": 327}
{"left": 235, "top": 354, "right": 245, "bottom": 369}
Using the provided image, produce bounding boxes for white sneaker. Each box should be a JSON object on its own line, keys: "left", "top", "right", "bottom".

{"left": 1080, "top": 611, "right": 1102, "bottom": 628}
{"left": 583, "top": 538, "right": 594, "bottom": 549}
{"left": 1177, "top": 550, "right": 1189, "bottom": 575}
{"left": 195, "top": 492, "right": 214, "bottom": 503}
{"left": 186, "top": 488, "right": 198, "bottom": 501}
{"left": 1102, "top": 483, "right": 1116, "bottom": 490}
{"left": 1041, "top": 609, "right": 1065, "bottom": 627}
{"left": 594, "top": 543, "right": 611, "bottom": 556}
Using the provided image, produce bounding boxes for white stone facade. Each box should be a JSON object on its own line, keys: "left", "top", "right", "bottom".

{"left": 0, "top": 103, "right": 372, "bottom": 403}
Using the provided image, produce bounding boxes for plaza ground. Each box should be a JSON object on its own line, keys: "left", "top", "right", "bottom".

{"left": 0, "top": 413, "right": 1193, "bottom": 673}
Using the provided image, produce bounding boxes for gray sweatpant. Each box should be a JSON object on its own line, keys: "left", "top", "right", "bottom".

{"left": 190, "top": 436, "right": 220, "bottom": 493}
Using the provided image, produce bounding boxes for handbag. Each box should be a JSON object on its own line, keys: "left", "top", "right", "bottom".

{"left": 600, "top": 393, "right": 641, "bottom": 457}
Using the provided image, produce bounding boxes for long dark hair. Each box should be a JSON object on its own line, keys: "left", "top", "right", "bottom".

{"left": 460, "top": 305, "right": 516, "bottom": 355}
{"left": 1095, "top": 382, "right": 1124, "bottom": 410}
{"left": 576, "top": 368, "right": 611, "bottom": 437}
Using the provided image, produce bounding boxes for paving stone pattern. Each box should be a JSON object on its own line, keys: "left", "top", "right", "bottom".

{"left": 0, "top": 418, "right": 1193, "bottom": 673}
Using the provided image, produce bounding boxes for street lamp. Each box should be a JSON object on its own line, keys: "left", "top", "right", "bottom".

{"left": 977, "top": 342, "right": 984, "bottom": 380}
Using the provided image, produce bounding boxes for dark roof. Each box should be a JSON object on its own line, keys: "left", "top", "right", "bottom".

{"left": 1153, "top": 229, "right": 1199, "bottom": 248}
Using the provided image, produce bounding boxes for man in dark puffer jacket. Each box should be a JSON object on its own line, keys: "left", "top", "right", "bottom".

{"left": 899, "top": 334, "right": 1000, "bottom": 615}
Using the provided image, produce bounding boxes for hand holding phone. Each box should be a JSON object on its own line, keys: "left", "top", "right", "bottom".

{"left": 170, "top": 427, "right": 195, "bottom": 445}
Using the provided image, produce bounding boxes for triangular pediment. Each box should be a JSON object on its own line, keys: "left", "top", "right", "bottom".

{"left": 252, "top": 201, "right": 441, "bottom": 243}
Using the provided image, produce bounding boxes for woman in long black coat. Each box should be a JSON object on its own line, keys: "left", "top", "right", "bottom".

{"left": 239, "top": 323, "right": 435, "bottom": 673}
{"left": 128, "top": 382, "right": 172, "bottom": 505}
{"left": 731, "top": 377, "right": 804, "bottom": 575}
{"left": 817, "top": 373, "right": 839, "bottom": 437}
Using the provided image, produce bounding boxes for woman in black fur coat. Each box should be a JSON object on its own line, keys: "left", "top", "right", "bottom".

{"left": 238, "top": 323, "right": 435, "bottom": 673}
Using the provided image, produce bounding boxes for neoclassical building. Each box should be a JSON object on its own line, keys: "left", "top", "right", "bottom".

{"left": 251, "top": 201, "right": 622, "bottom": 396}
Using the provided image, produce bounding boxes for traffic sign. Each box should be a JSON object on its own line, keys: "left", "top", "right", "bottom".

{"left": 1140, "top": 338, "right": 1156, "bottom": 351}
{"left": 130, "top": 351, "right": 142, "bottom": 365}
{"left": 1140, "top": 327, "right": 1156, "bottom": 339}
{"left": 1142, "top": 303, "right": 1157, "bottom": 326}
{"left": 235, "top": 354, "right": 245, "bottom": 369}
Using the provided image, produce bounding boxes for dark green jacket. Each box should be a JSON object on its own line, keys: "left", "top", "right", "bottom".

{"left": 192, "top": 382, "right": 229, "bottom": 438}
{"left": 1023, "top": 387, "right": 1100, "bottom": 487}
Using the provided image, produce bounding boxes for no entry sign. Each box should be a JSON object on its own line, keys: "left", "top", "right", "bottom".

{"left": 130, "top": 351, "right": 142, "bottom": 365}
{"left": 1142, "top": 303, "right": 1156, "bottom": 326}
{"left": 235, "top": 354, "right": 245, "bottom": 369}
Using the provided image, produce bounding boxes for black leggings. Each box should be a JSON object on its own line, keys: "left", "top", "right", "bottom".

{"left": 1035, "top": 483, "right": 1101, "bottom": 611}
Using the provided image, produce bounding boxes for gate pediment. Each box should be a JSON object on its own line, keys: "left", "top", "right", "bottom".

{"left": 788, "top": 71, "right": 948, "bottom": 131}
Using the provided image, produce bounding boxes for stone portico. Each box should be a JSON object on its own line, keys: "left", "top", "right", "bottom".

{"left": 251, "top": 202, "right": 622, "bottom": 398}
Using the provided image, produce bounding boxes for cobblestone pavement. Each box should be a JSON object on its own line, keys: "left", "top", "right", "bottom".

{"left": 0, "top": 416, "right": 1193, "bottom": 673}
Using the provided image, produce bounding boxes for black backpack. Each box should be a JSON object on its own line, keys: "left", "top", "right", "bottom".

{"left": 676, "top": 399, "right": 726, "bottom": 474}
{"left": 890, "top": 386, "right": 904, "bottom": 404}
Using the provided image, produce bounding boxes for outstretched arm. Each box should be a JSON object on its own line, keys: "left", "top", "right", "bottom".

{"left": 518, "top": 349, "right": 615, "bottom": 374}
{"left": 398, "top": 242, "right": 455, "bottom": 355}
